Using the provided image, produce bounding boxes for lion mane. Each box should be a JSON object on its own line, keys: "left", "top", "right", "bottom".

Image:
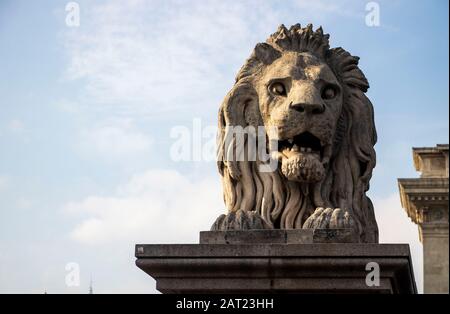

{"left": 216, "top": 24, "right": 378, "bottom": 243}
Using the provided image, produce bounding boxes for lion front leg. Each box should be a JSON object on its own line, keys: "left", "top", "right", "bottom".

{"left": 302, "top": 207, "right": 357, "bottom": 230}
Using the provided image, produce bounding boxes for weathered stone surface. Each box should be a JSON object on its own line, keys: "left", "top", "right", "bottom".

{"left": 200, "top": 229, "right": 357, "bottom": 244}
{"left": 210, "top": 210, "right": 271, "bottom": 231}
{"left": 312, "top": 228, "right": 358, "bottom": 243}
{"left": 214, "top": 23, "right": 378, "bottom": 243}
{"left": 398, "top": 144, "right": 449, "bottom": 294}
{"left": 201, "top": 229, "right": 304, "bottom": 244}
{"left": 135, "top": 243, "right": 417, "bottom": 294}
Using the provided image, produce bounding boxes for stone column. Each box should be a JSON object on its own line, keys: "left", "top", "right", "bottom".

{"left": 398, "top": 144, "right": 449, "bottom": 293}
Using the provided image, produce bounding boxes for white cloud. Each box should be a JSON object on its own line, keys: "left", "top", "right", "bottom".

{"left": 373, "top": 193, "right": 424, "bottom": 293}
{"left": 76, "top": 118, "right": 152, "bottom": 161}
{"left": 62, "top": 0, "right": 350, "bottom": 116}
{"left": 63, "top": 0, "right": 229, "bottom": 113}
{"left": 66, "top": 169, "right": 223, "bottom": 245}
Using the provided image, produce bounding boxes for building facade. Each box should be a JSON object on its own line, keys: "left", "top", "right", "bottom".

{"left": 398, "top": 144, "right": 449, "bottom": 293}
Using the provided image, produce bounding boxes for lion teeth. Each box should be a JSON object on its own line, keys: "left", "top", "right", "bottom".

{"left": 288, "top": 139, "right": 294, "bottom": 144}
{"left": 296, "top": 147, "right": 314, "bottom": 153}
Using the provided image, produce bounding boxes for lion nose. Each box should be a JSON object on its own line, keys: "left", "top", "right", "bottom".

{"left": 290, "top": 102, "right": 325, "bottom": 115}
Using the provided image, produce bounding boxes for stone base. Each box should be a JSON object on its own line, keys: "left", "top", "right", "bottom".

{"left": 200, "top": 229, "right": 358, "bottom": 244}
{"left": 135, "top": 231, "right": 417, "bottom": 294}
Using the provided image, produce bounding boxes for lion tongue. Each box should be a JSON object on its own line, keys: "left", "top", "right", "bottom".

{"left": 280, "top": 150, "right": 325, "bottom": 183}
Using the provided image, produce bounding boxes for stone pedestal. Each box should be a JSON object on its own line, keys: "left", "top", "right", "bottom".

{"left": 135, "top": 230, "right": 417, "bottom": 294}
{"left": 398, "top": 144, "right": 449, "bottom": 293}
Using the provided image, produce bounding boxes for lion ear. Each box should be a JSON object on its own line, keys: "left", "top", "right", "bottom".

{"left": 254, "top": 43, "right": 281, "bottom": 65}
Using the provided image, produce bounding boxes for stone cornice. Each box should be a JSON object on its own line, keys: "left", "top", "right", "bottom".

{"left": 398, "top": 177, "right": 448, "bottom": 225}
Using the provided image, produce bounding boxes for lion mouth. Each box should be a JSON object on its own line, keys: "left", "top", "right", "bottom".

{"left": 278, "top": 132, "right": 323, "bottom": 158}
{"left": 273, "top": 131, "right": 327, "bottom": 183}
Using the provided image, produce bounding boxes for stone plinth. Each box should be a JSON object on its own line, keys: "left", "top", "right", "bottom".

{"left": 135, "top": 230, "right": 417, "bottom": 294}
{"left": 398, "top": 144, "right": 449, "bottom": 293}
{"left": 200, "top": 229, "right": 357, "bottom": 244}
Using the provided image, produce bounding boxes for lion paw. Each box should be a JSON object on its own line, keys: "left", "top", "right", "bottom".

{"left": 302, "top": 207, "right": 356, "bottom": 230}
{"left": 211, "top": 210, "right": 271, "bottom": 231}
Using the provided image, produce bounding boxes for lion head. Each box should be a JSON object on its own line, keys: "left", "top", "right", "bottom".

{"left": 214, "top": 24, "right": 378, "bottom": 243}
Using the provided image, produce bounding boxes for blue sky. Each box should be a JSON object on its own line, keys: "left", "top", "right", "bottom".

{"left": 0, "top": 0, "right": 448, "bottom": 293}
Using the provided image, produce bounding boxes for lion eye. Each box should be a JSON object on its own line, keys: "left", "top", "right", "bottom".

{"left": 321, "top": 85, "right": 337, "bottom": 100}
{"left": 269, "top": 82, "right": 286, "bottom": 96}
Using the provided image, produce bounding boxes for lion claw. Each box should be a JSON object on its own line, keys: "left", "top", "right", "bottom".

{"left": 302, "top": 207, "right": 356, "bottom": 230}
{"left": 211, "top": 209, "right": 272, "bottom": 231}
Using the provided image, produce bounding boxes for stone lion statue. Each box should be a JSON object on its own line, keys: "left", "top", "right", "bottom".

{"left": 212, "top": 24, "right": 378, "bottom": 243}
